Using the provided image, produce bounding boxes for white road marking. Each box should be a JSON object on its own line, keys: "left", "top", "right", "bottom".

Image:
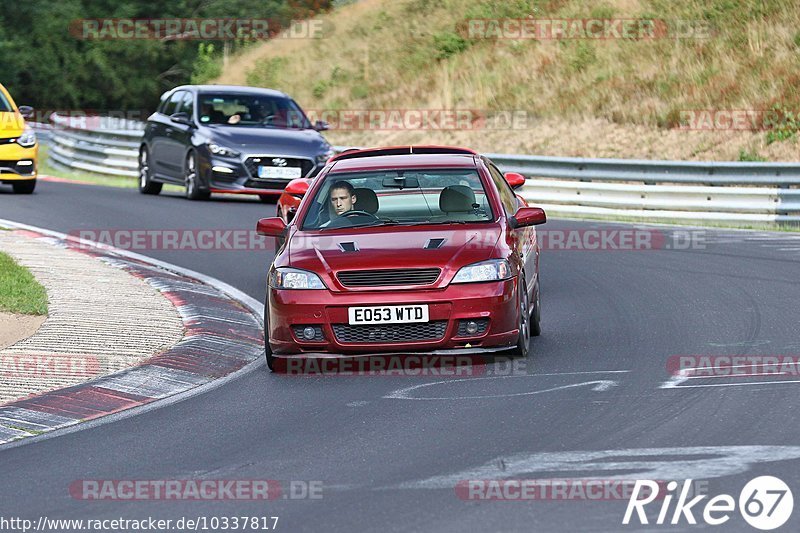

{"left": 384, "top": 373, "right": 622, "bottom": 401}
{"left": 661, "top": 363, "right": 800, "bottom": 389}
{"left": 665, "top": 379, "right": 800, "bottom": 389}
{"left": 398, "top": 446, "right": 800, "bottom": 489}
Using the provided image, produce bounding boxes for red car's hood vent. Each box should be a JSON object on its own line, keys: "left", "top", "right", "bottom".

{"left": 424, "top": 238, "right": 446, "bottom": 249}
{"left": 338, "top": 241, "right": 359, "bottom": 252}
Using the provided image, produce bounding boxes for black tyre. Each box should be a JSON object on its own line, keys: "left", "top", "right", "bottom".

{"left": 184, "top": 152, "right": 210, "bottom": 201}
{"left": 12, "top": 180, "right": 36, "bottom": 194}
{"left": 531, "top": 277, "right": 541, "bottom": 337}
{"left": 264, "top": 301, "right": 275, "bottom": 371}
{"left": 138, "top": 148, "right": 162, "bottom": 195}
{"left": 513, "top": 277, "right": 531, "bottom": 357}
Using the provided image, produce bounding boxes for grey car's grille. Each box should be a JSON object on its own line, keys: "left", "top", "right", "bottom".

{"left": 333, "top": 321, "right": 447, "bottom": 344}
{"left": 337, "top": 268, "right": 441, "bottom": 287}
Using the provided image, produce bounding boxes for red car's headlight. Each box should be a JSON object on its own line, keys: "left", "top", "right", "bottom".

{"left": 452, "top": 259, "right": 512, "bottom": 284}
{"left": 269, "top": 267, "right": 326, "bottom": 290}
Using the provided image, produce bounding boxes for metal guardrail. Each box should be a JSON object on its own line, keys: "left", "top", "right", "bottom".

{"left": 28, "top": 122, "right": 53, "bottom": 144}
{"left": 47, "top": 113, "right": 800, "bottom": 224}
{"left": 48, "top": 113, "right": 143, "bottom": 177}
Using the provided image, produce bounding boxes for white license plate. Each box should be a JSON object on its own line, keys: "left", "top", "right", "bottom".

{"left": 258, "top": 166, "right": 302, "bottom": 179}
{"left": 348, "top": 305, "right": 429, "bottom": 325}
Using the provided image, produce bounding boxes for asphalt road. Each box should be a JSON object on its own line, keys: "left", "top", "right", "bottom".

{"left": 2, "top": 179, "right": 800, "bottom": 532}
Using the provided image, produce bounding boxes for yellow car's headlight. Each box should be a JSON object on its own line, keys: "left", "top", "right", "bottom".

{"left": 16, "top": 128, "right": 37, "bottom": 148}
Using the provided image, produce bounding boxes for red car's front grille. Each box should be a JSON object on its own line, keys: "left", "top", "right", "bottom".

{"left": 336, "top": 268, "right": 441, "bottom": 287}
{"left": 333, "top": 321, "right": 447, "bottom": 344}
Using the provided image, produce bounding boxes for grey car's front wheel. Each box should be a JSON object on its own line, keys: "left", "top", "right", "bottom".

{"left": 184, "top": 152, "right": 210, "bottom": 201}
{"left": 138, "top": 148, "right": 162, "bottom": 195}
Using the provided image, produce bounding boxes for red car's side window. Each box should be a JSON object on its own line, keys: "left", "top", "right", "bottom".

{"left": 487, "top": 163, "right": 517, "bottom": 216}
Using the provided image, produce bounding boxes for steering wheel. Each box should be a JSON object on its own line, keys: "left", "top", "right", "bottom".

{"left": 341, "top": 210, "right": 378, "bottom": 220}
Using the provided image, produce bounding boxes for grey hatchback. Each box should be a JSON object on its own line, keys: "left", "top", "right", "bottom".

{"left": 138, "top": 85, "right": 333, "bottom": 201}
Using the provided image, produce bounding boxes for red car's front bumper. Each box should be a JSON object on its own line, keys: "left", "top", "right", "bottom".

{"left": 268, "top": 278, "right": 520, "bottom": 356}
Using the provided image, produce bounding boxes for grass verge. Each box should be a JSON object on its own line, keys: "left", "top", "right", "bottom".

{"left": 0, "top": 252, "right": 48, "bottom": 316}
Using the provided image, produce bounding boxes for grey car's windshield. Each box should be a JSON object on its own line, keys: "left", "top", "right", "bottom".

{"left": 197, "top": 93, "right": 311, "bottom": 129}
{"left": 301, "top": 169, "right": 494, "bottom": 231}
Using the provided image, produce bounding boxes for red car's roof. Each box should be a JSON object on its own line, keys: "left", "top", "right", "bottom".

{"left": 330, "top": 153, "right": 478, "bottom": 173}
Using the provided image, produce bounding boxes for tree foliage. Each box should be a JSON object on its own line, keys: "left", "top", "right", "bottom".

{"left": 0, "top": 0, "right": 329, "bottom": 112}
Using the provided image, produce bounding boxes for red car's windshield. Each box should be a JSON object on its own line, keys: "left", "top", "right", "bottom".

{"left": 301, "top": 169, "right": 494, "bottom": 230}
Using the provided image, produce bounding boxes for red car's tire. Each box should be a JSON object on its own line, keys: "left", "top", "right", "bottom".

{"left": 531, "top": 277, "right": 541, "bottom": 337}
{"left": 513, "top": 277, "right": 531, "bottom": 357}
{"left": 264, "top": 301, "right": 275, "bottom": 371}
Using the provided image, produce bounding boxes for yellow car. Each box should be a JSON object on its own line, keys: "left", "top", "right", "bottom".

{"left": 0, "top": 82, "right": 38, "bottom": 194}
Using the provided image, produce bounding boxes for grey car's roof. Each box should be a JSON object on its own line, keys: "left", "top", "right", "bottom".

{"left": 169, "top": 85, "right": 289, "bottom": 98}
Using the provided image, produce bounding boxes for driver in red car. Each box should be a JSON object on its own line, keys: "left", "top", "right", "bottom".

{"left": 330, "top": 180, "right": 357, "bottom": 216}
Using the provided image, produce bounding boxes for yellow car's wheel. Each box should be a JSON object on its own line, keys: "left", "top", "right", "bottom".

{"left": 12, "top": 180, "right": 35, "bottom": 194}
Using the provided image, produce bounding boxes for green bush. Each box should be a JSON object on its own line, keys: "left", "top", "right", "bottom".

{"left": 312, "top": 80, "right": 329, "bottom": 99}
{"left": 569, "top": 41, "right": 597, "bottom": 72}
{"left": 190, "top": 43, "right": 222, "bottom": 84}
{"left": 738, "top": 149, "right": 766, "bottom": 162}
{"left": 433, "top": 31, "right": 470, "bottom": 60}
{"left": 246, "top": 57, "right": 288, "bottom": 89}
{"left": 350, "top": 84, "right": 369, "bottom": 100}
{"left": 764, "top": 104, "right": 800, "bottom": 145}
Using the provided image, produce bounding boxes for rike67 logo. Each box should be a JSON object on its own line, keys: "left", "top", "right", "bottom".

{"left": 623, "top": 476, "right": 793, "bottom": 530}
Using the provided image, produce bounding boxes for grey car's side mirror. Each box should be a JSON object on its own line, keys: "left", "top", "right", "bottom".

{"left": 18, "top": 105, "right": 34, "bottom": 119}
{"left": 170, "top": 112, "right": 194, "bottom": 127}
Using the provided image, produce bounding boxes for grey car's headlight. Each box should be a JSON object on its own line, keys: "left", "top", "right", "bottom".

{"left": 16, "top": 128, "right": 37, "bottom": 148}
{"left": 207, "top": 142, "right": 241, "bottom": 158}
{"left": 269, "top": 267, "right": 326, "bottom": 290}
{"left": 316, "top": 146, "right": 335, "bottom": 164}
{"left": 452, "top": 259, "right": 512, "bottom": 284}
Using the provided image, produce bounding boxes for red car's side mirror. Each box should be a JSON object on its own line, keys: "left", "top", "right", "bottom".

{"left": 504, "top": 172, "right": 526, "bottom": 189}
{"left": 511, "top": 207, "right": 546, "bottom": 228}
{"left": 256, "top": 217, "right": 287, "bottom": 237}
{"left": 285, "top": 178, "right": 310, "bottom": 197}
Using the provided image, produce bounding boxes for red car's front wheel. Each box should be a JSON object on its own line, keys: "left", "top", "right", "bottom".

{"left": 531, "top": 277, "right": 541, "bottom": 337}
{"left": 514, "top": 278, "right": 531, "bottom": 357}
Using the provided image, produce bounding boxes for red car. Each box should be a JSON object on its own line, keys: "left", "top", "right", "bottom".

{"left": 256, "top": 146, "right": 545, "bottom": 370}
